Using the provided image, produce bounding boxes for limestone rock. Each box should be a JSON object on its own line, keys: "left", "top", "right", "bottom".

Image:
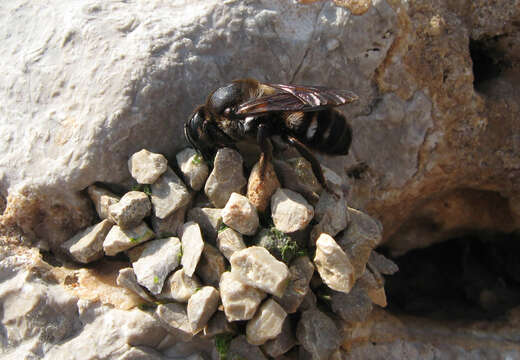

{"left": 331, "top": 285, "right": 373, "bottom": 323}
{"left": 222, "top": 192, "right": 259, "bottom": 236}
{"left": 299, "top": 289, "right": 318, "bottom": 312}
{"left": 3, "top": 0, "right": 520, "bottom": 358}
{"left": 231, "top": 246, "right": 290, "bottom": 297}
{"left": 261, "top": 317, "right": 297, "bottom": 358}
{"left": 62, "top": 219, "right": 112, "bottom": 263}
{"left": 103, "top": 223, "right": 155, "bottom": 256}
{"left": 117, "top": 346, "right": 163, "bottom": 360}
{"left": 116, "top": 267, "right": 155, "bottom": 303}
{"left": 159, "top": 268, "right": 201, "bottom": 303}
{"left": 271, "top": 188, "right": 314, "bottom": 233}
{"left": 132, "top": 237, "right": 182, "bottom": 294}
{"left": 273, "top": 159, "right": 320, "bottom": 204}
{"left": 202, "top": 311, "right": 236, "bottom": 339}
{"left": 275, "top": 256, "right": 315, "bottom": 314}
{"left": 337, "top": 208, "right": 383, "bottom": 279}
{"left": 246, "top": 298, "right": 287, "bottom": 345}
{"left": 314, "top": 233, "right": 355, "bottom": 294}
{"left": 180, "top": 221, "right": 205, "bottom": 277}
{"left": 88, "top": 185, "right": 120, "bottom": 221}
{"left": 204, "top": 148, "right": 247, "bottom": 208}
{"left": 247, "top": 158, "right": 281, "bottom": 212}
{"left": 228, "top": 335, "right": 267, "bottom": 360}
{"left": 296, "top": 309, "right": 340, "bottom": 360}
{"left": 216, "top": 227, "right": 246, "bottom": 261}
{"left": 311, "top": 189, "right": 349, "bottom": 241}
{"left": 187, "top": 286, "right": 220, "bottom": 333}
{"left": 150, "top": 205, "right": 187, "bottom": 238}
{"left": 128, "top": 149, "right": 168, "bottom": 184}
{"left": 154, "top": 303, "right": 193, "bottom": 342}
{"left": 196, "top": 243, "right": 226, "bottom": 287}
{"left": 356, "top": 269, "right": 387, "bottom": 307}
{"left": 186, "top": 207, "right": 222, "bottom": 244}
{"left": 108, "top": 191, "right": 151, "bottom": 229}
{"left": 219, "top": 271, "right": 266, "bottom": 322}
{"left": 368, "top": 250, "right": 399, "bottom": 275}
{"left": 176, "top": 147, "right": 210, "bottom": 191}
{"left": 151, "top": 167, "right": 191, "bottom": 219}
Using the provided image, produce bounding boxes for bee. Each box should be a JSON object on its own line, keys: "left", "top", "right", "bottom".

{"left": 184, "top": 78, "right": 358, "bottom": 190}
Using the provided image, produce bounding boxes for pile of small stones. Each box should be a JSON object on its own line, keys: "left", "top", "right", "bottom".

{"left": 62, "top": 147, "right": 398, "bottom": 360}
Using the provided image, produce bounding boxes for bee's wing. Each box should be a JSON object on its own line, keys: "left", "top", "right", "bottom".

{"left": 235, "top": 83, "right": 358, "bottom": 116}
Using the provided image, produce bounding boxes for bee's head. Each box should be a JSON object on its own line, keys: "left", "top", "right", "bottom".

{"left": 185, "top": 106, "right": 216, "bottom": 161}
{"left": 206, "top": 82, "right": 243, "bottom": 117}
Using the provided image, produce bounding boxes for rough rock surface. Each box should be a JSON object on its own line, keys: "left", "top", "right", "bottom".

{"left": 337, "top": 207, "right": 383, "bottom": 279}
{"left": 275, "top": 255, "right": 315, "bottom": 313}
{"left": 154, "top": 303, "right": 193, "bottom": 342}
{"left": 159, "top": 268, "right": 201, "bottom": 303}
{"left": 222, "top": 192, "right": 259, "bottom": 236}
{"left": 2, "top": 0, "right": 520, "bottom": 359}
{"left": 246, "top": 298, "right": 287, "bottom": 345}
{"left": 150, "top": 204, "right": 187, "bottom": 238}
{"left": 186, "top": 207, "right": 222, "bottom": 244}
{"left": 230, "top": 246, "right": 290, "bottom": 297}
{"left": 331, "top": 284, "right": 373, "bottom": 323}
{"left": 128, "top": 149, "right": 168, "bottom": 185}
{"left": 261, "top": 317, "right": 297, "bottom": 358}
{"left": 204, "top": 148, "right": 247, "bottom": 208}
{"left": 187, "top": 286, "right": 220, "bottom": 334}
{"left": 196, "top": 243, "right": 226, "bottom": 287}
{"left": 216, "top": 227, "right": 246, "bottom": 261}
{"left": 132, "top": 237, "right": 182, "bottom": 294}
{"left": 150, "top": 167, "right": 191, "bottom": 219}
{"left": 201, "top": 311, "right": 235, "bottom": 339}
{"left": 314, "top": 233, "right": 355, "bottom": 294}
{"left": 180, "top": 221, "right": 205, "bottom": 277}
{"left": 87, "top": 185, "right": 120, "bottom": 221}
{"left": 247, "top": 158, "right": 281, "bottom": 212}
{"left": 116, "top": 267, "right": 155, "bottom": 303}
{"left": 271, "top": 188, "right": 314, "bottom": 233}
{"left": 219, "top": 271, "right": 267, "bottom": 322}
{"left": 297, "top": 309, "right": 341, "bottom": 360}
{"left": 62, "top": 219, "right": 112, "bottom": 263}
{"left": 108, "top": 191, "right": 151, "bottom": 229}
{"left": 103, "top": 222, "right": 155, "bottom": 256}
{"left": 176, "top": 148, "right": 210, "bottom": 191}
{"left": 228, "top": 335, "right": 267, "bottom": 360}
{"left": 311, "top": 189, "right": 349, "bottom": 240}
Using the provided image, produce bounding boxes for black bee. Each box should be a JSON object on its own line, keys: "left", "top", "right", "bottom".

{"left": 184, "top": 78, "right": 358, "bottom": 190}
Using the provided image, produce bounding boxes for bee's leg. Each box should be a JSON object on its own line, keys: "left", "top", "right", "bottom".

{"left": 284, "top": 135, "right": 336, "bottom": 195}
{"left": 257, "top": 123, "right": 272, "bottom": 178}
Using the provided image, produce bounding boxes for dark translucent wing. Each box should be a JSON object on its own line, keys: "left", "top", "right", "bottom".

{"left": 266, "top": 83, "right": 358, "bottom": 107}
{"left": 235, "top": 93, "right": 306, "bottom": 116}
{"left": 235, "top": 83, "right": 358, "bottom": 116}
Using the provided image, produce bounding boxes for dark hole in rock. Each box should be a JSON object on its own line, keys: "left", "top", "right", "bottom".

{"left": 469, "top": 37, "right": 510, "bottom": 92}
{"left": 384, "top": 232, "right": 520, "bottom": 321}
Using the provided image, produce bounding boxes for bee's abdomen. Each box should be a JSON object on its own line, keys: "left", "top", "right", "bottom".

{"left": 288, "top": 109, "right": 352, "bottom": 155}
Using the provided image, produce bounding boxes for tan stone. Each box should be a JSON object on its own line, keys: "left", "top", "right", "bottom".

{"left": 246, "top": 298, "right": 287, "bottom": 345}
{"left": 222, "top": 192, "right": 259, "bottom": 236}
{"left": 230, "top": 246, "right": 290, "bottom": 297}
{"left": 247, "top": 158, "right": 280, "bottom": 212}
{"left": 314, "top": 233, "right": 355, "bottom": 294}
{"left": 219, "top": 271, "right": 266, "bottom": 322}
{"left": 103, "top": 223, "right": 155, "bottom": 256}
{"left": 128, "top": 149, "right": 168, "bottom": 184}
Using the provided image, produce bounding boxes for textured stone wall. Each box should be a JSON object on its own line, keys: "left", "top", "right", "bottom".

{"left": 0, "top": 0, "right": 519, "bottom": 359}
